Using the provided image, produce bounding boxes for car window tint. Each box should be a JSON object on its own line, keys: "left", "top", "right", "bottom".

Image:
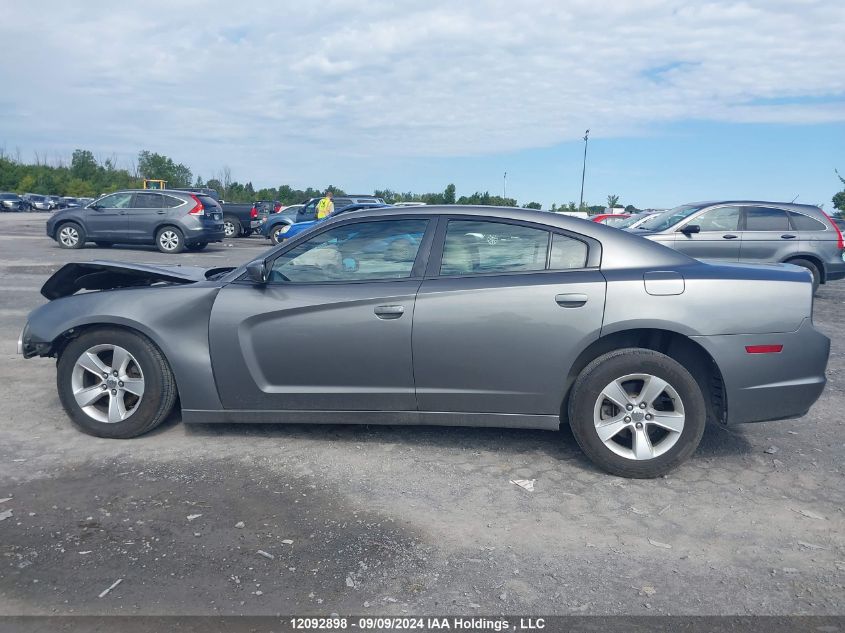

{"left": 161, "top": 195, "right": 184, "bottom": 208}
{"left": 691, "top": 206, "right": 740, "bottom": 232}
{"left": 97, "top": 192, "right": 134, "bottom": 209}
{"left": 788, "top": 211, "right": 826, "bottom": 231}
{"left": 133, "top": 193, "right": 163, "bottom": 209}
{"left": 549, "top": 233, "right": 588, "bottom": 269}
{"left": 744, "top": 207, "right": 789, "bottom": 231}
{"left": 269, "top": 219, "right": 428, "bottom": 283}
{"left": 441, "top": 220, "right": 549, "bottom": 276}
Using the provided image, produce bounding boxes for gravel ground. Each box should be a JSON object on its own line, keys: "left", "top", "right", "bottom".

{"left": 0, "top": 213, "right": 843, "bottom": 616}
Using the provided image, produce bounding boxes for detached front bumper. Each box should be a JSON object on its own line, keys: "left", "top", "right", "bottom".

{"left": 692, "top": 318, "right": 830, "bottom": 424}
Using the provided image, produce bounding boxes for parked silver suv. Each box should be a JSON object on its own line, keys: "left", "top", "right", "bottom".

{"left": 632, "top": 201, "right": 845, "bottom": 291}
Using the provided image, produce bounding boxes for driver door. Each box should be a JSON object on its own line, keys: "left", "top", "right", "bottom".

{"left": 84, "top": 192, "right": 132, "bottom": 240}
{"left": 209, "top": 216, "right": 433, "bottom": 411}
{"left": 674, "top": 205, "right": 742, "bottom": 261}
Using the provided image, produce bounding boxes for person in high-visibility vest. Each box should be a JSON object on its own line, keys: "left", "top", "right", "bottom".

{"left": 316, "top": 191, "right": 334, "bottom": 219}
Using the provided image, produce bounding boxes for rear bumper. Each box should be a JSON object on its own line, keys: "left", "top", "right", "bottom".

{"left": 824, "top": 258, "right": 845, "bottom": 281}
{"left": 691, "top": 318, "right": 829, "bottom": 424}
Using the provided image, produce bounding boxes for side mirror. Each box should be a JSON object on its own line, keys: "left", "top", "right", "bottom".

{"left": 680, "top": 224, "right": 701, "bottom": 235}
{"left": 89, "top": 204, "right": 102, "bottom": 211}
{"left": 246, "top": 260, "right": 267, "bottom": 284}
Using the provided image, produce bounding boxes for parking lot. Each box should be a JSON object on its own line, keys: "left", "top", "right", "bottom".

{"left": 0, "top": 212, "right": 843, "bottom": 616}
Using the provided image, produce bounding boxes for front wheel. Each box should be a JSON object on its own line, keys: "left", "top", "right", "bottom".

{"left": 271, "top": 226, "right": 287, "bottom": 244}
{"left": 156, "top": 227, "right": 185, "bottom": 253}
{"left": 57, "top": 222, "right": 85, "bottom": 249}
{"left": 568, "top": 348, "right": 706, "bottom": 478}
{"left": 56, "top": 328, "right": 177, "bottom": 438}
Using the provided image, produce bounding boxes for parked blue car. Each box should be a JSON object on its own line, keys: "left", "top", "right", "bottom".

{"left": 262, "top": 203, "right": 391, "bottom": 244}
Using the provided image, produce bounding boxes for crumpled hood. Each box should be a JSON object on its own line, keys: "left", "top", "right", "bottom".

{"left": 40, "top": 260, "right": 231, "bottom": 300}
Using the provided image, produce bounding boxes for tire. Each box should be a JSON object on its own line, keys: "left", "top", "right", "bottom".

{"left": 187, "top": 242, "right": 208, "bottom": 251}
{"left": 56, "top": 222, "right": 86, "bottom": 249}
{"left": 95, "top": 242, "right": 114, "bottom": 248}
{"left": 56, "top": 327, "right": 177, "bottom": 439}
{"left": 271, "top": 226, "right": 287, "bottom": 245}
{"left": 787, "top": 258, "right": 820, "bottom": 293}
{"left": 568, "top": 348, "right": 706, "bottom": 478}
{"left": 156, "top": 226, "right": 185, "bottom": 253}
{"left": 223, "top": 215, "right": 242, "bottom": 238}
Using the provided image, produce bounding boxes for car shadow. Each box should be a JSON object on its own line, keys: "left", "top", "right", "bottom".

{"left": 175, "top": 411, "right": 754, "bottom": 471}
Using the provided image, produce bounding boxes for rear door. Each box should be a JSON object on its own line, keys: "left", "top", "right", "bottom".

{"left": 124, "top": 192, "right": 165, "bottom": 242}
{"left": 739, "top": 206, "right": 796, "bottom": 263}
{"left": 209, "top": 216, "right": 433, "bottom": 411}
{"left": 412, "top": 217, "right": 606, "bottom": 416}
{"left": 84, "top": 192, "right": 132, "bottom": 239}
{"left": 674, "top": 205, "right": 742, "bottom": 261}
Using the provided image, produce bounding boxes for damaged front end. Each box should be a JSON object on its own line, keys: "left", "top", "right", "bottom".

{"left": 40, "top": 260, "right": 233, "bottom": 299}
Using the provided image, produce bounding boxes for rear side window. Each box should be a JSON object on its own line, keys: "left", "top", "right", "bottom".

{"left": 788, "top": 211, "right": 826, "bottom": 231}
{"left": 744, "top": 207, "right": 789, "bottom": 231}
{"left": 161, "top": 195, "right": 184, "bottom": 208}
{"left": 133, "top": 193, "right": 163, "bottom": 209}
{"left": 440, "top": 220, "right": 550, "bottom": 276}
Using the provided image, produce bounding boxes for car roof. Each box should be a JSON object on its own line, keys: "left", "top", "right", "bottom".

{"left": 683, "top": 200, "right": 822, "bottom": 211}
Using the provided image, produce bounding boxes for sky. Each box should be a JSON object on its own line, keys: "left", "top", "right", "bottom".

{"left": 1, "top": 0, "right": 843, "bottom": 209}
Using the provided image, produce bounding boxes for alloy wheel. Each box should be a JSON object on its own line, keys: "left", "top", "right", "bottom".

{"left": 593, "top": 373, "right": 685, "bottom": 461}
{"left": 59, "top": 226, "right": 79, "bottom": 247}
{"left": 159, "top": 230, "right": 180, "bottom": 251}
{"left": 70, "top": 344, "right": 145, "bottom": 424}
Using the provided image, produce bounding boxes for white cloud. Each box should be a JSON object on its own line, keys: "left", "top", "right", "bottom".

{"left": 0, "top": 0, "right": 843, "bottom": 179}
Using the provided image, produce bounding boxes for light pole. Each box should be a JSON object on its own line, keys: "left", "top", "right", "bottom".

{"left": 579, "top": 129, "right": 589, "bottom": 211}
{"left": 503, "top": 171, "right": 507, "bottom": 199}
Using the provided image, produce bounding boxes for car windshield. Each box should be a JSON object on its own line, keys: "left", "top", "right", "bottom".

{"left": 0, "top": 193, "right": 19, "bottom": 200}
{"left": 636, "top": 205, "right": 707, "bottom": 231}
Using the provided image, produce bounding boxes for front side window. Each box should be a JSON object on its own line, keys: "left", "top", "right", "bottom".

{"left": 744, "top": 207, "right": 789, "bottom": 231}
{"left": 440, "top": 220, "right": 550, "bottom": 276}
{"left": 637, "top": 204, "right": 707, "bottom": 231}
{"left": 96, "top": 192, "right": 133, "bottom": 209}
{"left": 689, "top": 206, "right": 740, "bottom": 232}
{"left": 269, "top": 219, "right": 428, "bottom": 283}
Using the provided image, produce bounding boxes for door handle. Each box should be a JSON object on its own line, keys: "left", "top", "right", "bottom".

{"left": 374, "top": 305, "right": 405, "bottom": 319}
{"left": 555, "top": 293, "right": 588, "bottom": 308}
{"left": 156, "top": 210, "right": 166, "bottom": 215}
{"left": 780, "top": 234, "right": 796, "bottom": 239}
{"left": 722, "top": 234, "right": 739, "bottom": 239}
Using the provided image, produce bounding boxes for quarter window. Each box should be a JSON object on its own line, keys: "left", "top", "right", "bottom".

{"left": 269, "top": 219, "right": 428, "bottom": 283}
{"left": 549, "top": 233, "right": 588, "bottom": 269}
{"left": 744, "top": 207, "right": 789, "bottom": 231}
{"left": 440, "top": 220, "right": 550, "bottom": 276}
{"left": 689, "top": 206, "right": 740, "bottom": 232}
{"left": 788, "top": 211, "right": 826, "bottom": 231}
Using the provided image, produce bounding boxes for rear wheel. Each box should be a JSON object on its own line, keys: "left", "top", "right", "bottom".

{"left": 787, "top": 258, "right": 820, "bottom": 293}
{"left": 57, "top": 222, "right": 85, "bottom": 249}
{"left": 57, "top": 328, "right": 177, "bottom": 438}
{"left": 156, "top": 226, "right": 185, "bottom": 253}
{"left": 271, "top": 225, "right": 287, "bottom": 244}
{"left": 568, "top": 348, "right": 706, "bottom": 478}
{"left": 223, "top": 215, "right": 241, "bottom": 238}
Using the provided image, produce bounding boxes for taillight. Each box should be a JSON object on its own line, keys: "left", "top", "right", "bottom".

{"left": 822, "top": 211, "right": 844, "bottom": 249}
{"left": 745, "top": 345, "right": 783, "bottom": 354}
{"left": 274, "top": 203, "right": 281, "bottom": 212}
{"left": 250, "top": 206, "right": 258, "bottom": 218}
{"left": 188, "top": 195, "right": 205, "bottom": 216}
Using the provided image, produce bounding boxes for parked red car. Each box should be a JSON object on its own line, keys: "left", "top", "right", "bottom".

{"left": 592, "top": 213, "right": 630, "bottom": 224}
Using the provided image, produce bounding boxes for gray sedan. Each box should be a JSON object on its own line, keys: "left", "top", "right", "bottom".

{"left": 18, "top": 206, "right": 830, "bottom": 477}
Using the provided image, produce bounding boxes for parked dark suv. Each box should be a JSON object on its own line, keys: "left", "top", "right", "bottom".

{"left": 632, "top": 200, "right": 845, "bottom": 291}
{"left": 46, "top": 190, "right": 225, "bottom": 253}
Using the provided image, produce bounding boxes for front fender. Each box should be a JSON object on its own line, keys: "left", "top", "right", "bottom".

{"left": 22, "top": 285, "right": 224, "bottom": 411}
